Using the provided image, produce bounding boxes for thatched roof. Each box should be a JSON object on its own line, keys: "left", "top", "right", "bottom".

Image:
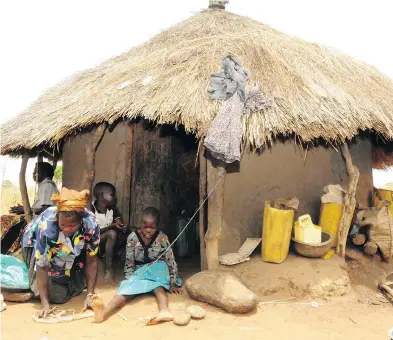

{"left": 2, "top": 8, "right": 393, "bottom": 155}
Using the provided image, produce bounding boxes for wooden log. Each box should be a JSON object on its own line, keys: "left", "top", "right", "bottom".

{"left": 336, "top": 144, "right": 360, "bottom": 257}
{"left": 205, "top": 158, "right": 226, "bottom": 270}
{"left": 364, "top": 241, "right": 378, "bottom": 256}
{"left": 199, "top": 146, "right": 208, "bottom": 270}
{"left": 19, "top": 154, "right": 32, "bottom": 223}
{"left": 81, "top": 124, "right": 107, "bottom": 207}
{"left": 352, "top": 233, "right": 367, "bottom": 246}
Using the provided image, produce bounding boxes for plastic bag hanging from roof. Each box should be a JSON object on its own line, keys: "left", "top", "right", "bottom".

{"left": 208, "top": 55, "right": 249, "bottom": 102}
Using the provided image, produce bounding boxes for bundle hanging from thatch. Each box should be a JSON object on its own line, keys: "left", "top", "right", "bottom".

{"left": 1, "top": 9, "right": 393, "bottom": 155}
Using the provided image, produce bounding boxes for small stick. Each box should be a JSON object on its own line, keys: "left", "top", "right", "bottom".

{"left": 258, "top": 297, "right": 297, "bottom": 305}
{"left": 118, "top": 313, "right": 128, "bottom": 321}
{"left": 349, "top": 317, "right": 357, "bottom": 324}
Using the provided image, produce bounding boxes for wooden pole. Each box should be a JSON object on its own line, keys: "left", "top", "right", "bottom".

{"left": 19, "top": 154, "right": 32, "bottom": 223}
{"left": 199, "top": 146, "right": 208, "bottom": 270}
{"left": 122, "top": 124, "right": 133, "bottom": 227}
{"left": 52, "top": 158, "right": 58, "bottom": 171}
{"left": 336, "top": 144, "right": 360, "bottom": 257}
{"left": 81, "top": 124, "right": 107, "bottom": 208}
{"left": 205, "top": 158, "right": 226, "bottom": 269}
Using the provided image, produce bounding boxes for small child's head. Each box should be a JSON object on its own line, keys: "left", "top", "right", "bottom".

{"left": 93, "top": 182, "right": 117, "bottom": 207}
{"left": 139, "top": 207, "right": 160, "bottom": 239}
{"left": 33, "top": 162, "right": 54, "bottom": 183}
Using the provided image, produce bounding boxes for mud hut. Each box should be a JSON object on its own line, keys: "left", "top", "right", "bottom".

{"left": 2, "top": 2, "right": 393, "bottom": 269}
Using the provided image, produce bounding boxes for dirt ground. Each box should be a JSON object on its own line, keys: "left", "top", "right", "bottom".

{"left": 2, "top": 252, "right": 393, "bottom": 340}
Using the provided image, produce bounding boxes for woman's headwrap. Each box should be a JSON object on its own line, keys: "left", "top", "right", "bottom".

{"left": 51, "top": 187, "right": 90, "bottom": 213}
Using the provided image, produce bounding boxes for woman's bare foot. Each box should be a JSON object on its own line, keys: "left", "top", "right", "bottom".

{"left": 103, "top": 269, "right": 115, "bottom": 285}
{"left": 2, "top": 291, "right": 33, "bottom": 302}
{"left": 146, "top": 309, "right": 174, "bottom": 326}
{"left": 91, "top": 295, "right": 106, "bottom": 323}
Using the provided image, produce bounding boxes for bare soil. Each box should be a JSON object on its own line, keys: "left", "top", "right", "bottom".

{"left": 1, "top": 252, "right": 393, "bottom": 340}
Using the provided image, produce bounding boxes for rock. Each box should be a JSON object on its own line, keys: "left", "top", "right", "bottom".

{"left": 186, "top": 305, "right": 206, "bottom": 319}
{"left": 185, "top": 270, "right": 259, "bottom": 313}
{"left": 174, "top": 313, "right": 191, "bottom": 326}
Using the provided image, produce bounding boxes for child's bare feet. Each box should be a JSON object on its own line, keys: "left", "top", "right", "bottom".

{"left": 146, "top": 309, "right": 174, "bottom": 325}
{"left": 103, "top": 269, "right": 115, "bottom": 285}
{"left": 91, "top": 295, "right": 106, "bottom": 323}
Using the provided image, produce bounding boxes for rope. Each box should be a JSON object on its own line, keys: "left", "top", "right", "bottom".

{"left": 135, "top": 173, "right": 225, "bottom": 278}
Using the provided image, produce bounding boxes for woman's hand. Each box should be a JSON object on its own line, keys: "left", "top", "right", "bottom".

{"left": 35, "top": 304, "right": 51, "bottom": 319}
{"left": 83, "top": 294, "right": 94, "bottom": 312}
{"left": 169, "top": 283, "right": 182, "bottom": 295}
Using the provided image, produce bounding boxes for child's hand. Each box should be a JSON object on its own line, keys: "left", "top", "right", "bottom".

{"left": 114, "top": 221, "right": 128, "bottom": 233}
{"left": 115, "top": 223, "right": 124, "bottom": 230}
{"left": 169, "top": 283, "right": 182, "bottom": 295}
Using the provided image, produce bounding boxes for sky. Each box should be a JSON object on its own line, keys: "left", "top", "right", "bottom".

{"left": 0, "top": 0, "right": 392, "bottom": 188}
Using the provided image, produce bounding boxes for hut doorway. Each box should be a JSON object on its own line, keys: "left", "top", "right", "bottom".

{"left": 167, "top": 126, "right": 201, "bottom": 274}
{"left": 129, "top": 122, "right": 201, "bottom": 274}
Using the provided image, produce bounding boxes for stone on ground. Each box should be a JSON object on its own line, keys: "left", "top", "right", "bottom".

{"left": 185, "top": 270, "right": 259, "bottom": 313}
{"left": 174, "top": 313, "right": 191, "bottom": 326}
{"left": 186, "top": 305, "right": 206, "bottom": 319}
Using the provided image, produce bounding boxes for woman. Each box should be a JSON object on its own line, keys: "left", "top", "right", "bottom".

{"left": 92, "top": 207, "right": 182, "bottom": 324}
{"left": 22, "top": 187, "right": 100, "bottom": 318}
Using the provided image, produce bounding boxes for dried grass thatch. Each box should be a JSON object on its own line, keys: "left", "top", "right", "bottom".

{"left": 2, "top": 9, "right": 393, "bottom": 155}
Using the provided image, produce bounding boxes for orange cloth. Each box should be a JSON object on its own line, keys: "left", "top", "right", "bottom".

{"left": 51, "top": 187, "right": 90, "bottom": 212}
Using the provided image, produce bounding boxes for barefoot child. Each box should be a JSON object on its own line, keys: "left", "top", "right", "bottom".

{"left": 92, "top": 207, "right": 182, "bottom": 323}
{"left": 91, "top": 182, "right": 128, "bottom": 284}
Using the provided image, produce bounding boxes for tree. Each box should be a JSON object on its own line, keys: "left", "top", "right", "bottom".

{"left": 2, "top": 180, "right": 13, "bottom": 188}
{"left": 53, "top": 165, "right": 63, "bottom": 186}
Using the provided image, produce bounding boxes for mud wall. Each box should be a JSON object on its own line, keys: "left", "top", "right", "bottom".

{"left": 62, "top": 122, "right": 132, "bottom": 225}
{"left": 219, "top": 138, "right": 373, "bottom": 255}
{"left": 62, "top": 122, "right": 184, "bottom": 237}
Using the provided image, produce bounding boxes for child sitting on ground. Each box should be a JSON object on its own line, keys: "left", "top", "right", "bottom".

{"left": 90, "top": 207, "right": 182, "bottom": 324}
{"left": 91, "top": 182, "right": 128, "bottom": 284}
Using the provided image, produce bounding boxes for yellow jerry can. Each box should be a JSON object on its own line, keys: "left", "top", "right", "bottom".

{"left": 319, "top": 203, "right": 343, "bottom": 247}
{"left": 262, "top": 201, "right": 294, "bottom": 263}
{"left": 294, "top": 214, "right": 322, "bottom": 244}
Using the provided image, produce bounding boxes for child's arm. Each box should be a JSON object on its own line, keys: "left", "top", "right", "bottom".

{"left": 111, "top": 207, "right": 127, "bottom": 231}
{"left": 162, "top": 234, "right": 181, "bottom": 293}
{"left": 124, "top": 233, "right": 136, "bottom": 279}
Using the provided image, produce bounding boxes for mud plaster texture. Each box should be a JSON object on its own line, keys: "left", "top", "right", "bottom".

{"left": 220, "top": 138, "right": 372, "bottom": 255}
{"left": 63, "top": 126, "right": 372, "bottom": 258}
{"left": 227, "top": 253, "right": 351, "bottom": 300}
{"left": 63, "top": 122, "right": 132, "bottom": 225}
